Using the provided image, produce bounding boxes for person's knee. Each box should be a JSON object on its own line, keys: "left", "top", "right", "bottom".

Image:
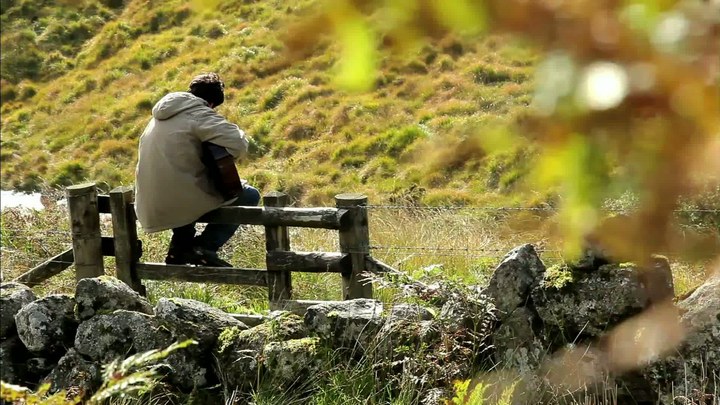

{"left": 243, "top": 185, "right": 261, "bottom": 206}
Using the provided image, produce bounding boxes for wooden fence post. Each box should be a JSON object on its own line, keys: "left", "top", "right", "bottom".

{"left": 109, "top": 186, "right": 145, "bottom": 295}
{"left": 264, "top": 192, "right": 292, "bottom": 302}
{"left": 66, "top": 183, "right": 104, "bottom": 282}
{"left": 336, "top": 193, "right": 372, "bottom": 299}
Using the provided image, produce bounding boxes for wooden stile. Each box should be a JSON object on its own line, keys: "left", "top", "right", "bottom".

{"left": 266, "top": 251, "right": 350, "bottom": 273}
{"left": 109, "top": 186, "right": 145, "bottom": 295}
{"left": 200, "top": 206, "right": 348, "bottom": 229}
{"left": 66, "top": 183, "right": 104, "bottom": 281}
{"left": 48, "top": 184, "right": 378, "bottom": 309}
{"left": 14, "top": 248, "right": 74, "bottom": 286}
{"left": 336, "top": 193, "right": 372, "bottom": 299}
{"left": 136, "top": 263, "right": 268, "bottom": 286}
{"left": 264, "top": 192, "right": 292, "bottom": 301}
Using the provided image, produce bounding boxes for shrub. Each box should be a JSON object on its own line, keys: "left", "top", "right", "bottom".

{"left": 17, "top": 173, "right": 43, "bottom": 192}
{"left": 79, "top": 21, "right": 139, "bottom": 66}
{"left": 100, "top": 0, "right": 125, "bottom": 9}
{"left": 260, "top": 79, "right": 305, "bottom": 111}
{"left": 0, "top": 80, "right": 17, "bottom": 103}
{"left": 261, "top": 86, "right": 287, "bottom": 110}
{"left": 50, "top": 161, "right": 88, "bottom": 187}
{"left": 0, "top": 38, "right": 43, "bottom": 82}
{"left": 96, "top": 139, "right": 135, "bottom": 159}
{"left": 381, "top": 125, "right": 426, "bottom": 156}
{"left": 148, "top": 6, "right": 190, "bottom": 32}
{"left": 19, "top": 83, "right": 37, "bottom": 100}
{"left": 93, "top": 161, "right": 126, "bottom": 187}
{"left": 339, "top": 155, "right": 366, "bottom": 168}
{"left": 206, "top": 21, "right": 227, "bottom": 39}
{"left": 472, "top": 65, "right": 513, "bottom": 85}
{"left": 285, "top": 122, "right": 315, "bottom": 141}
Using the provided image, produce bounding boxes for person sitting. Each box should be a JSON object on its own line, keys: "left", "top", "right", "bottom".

{"left": 134, "top": 72, "right": 259, "bottom": 267}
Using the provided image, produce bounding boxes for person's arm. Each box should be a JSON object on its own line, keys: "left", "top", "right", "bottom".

{"left": 192, "top": 107, "right": 249, "bottom": 159}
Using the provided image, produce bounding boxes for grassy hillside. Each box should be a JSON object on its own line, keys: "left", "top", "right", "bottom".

{"left": 0, "top": 0, "right": 539, "bottom": 207}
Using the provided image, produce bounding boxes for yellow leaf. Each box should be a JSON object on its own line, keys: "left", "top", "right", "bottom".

{"left": 429, "top": 0, "right": 487, "bottom": 34}
{"left": 191, "top": 0, "right": 221, "bottom": 11}
{"left": 330, "top": 4, "right": 378, "bottom": 92}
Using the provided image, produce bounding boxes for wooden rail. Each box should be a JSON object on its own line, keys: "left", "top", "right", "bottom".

{"left": 17, "top": 182, "right": 384, "bottom": 308}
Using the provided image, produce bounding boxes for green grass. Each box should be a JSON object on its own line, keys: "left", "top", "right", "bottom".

{"left": 0, "top": 198, "right": 709, "bottom": 310}
{"left": 0, "top": 0, "right": 538, "bottom": 208}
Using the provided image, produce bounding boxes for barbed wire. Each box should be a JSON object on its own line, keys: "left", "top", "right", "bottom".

{"left": 365, "top": 204, "right": 720, "bottom": 213}
{"left": 1, "top": 201, "right": 716, "bottom": 274}
{"left": 367, "top": 245, "right": 561, "bottom": 253}
{"left": 1, "top": 228, "right": 72, "bottom": 235}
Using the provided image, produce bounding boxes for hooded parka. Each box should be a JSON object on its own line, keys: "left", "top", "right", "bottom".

{"left": 134, "top": 92, "right": 248, "bottom": 233}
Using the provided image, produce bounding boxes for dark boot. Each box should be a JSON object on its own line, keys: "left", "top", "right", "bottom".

{"left": 165, "top": 246, "right": 233, "bottom": 268}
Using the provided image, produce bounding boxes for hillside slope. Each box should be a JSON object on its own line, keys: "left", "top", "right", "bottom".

{"left": 0, "top": 0, "right": 538, "bottom": 206}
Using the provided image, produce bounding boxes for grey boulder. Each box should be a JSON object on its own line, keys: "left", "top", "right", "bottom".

{"left": 154, "top": 298, "right": 247, "bottom": 351}
{"left": 15, "top": 294, "right": 77, "bottom": 355}
{"left": 214, "top": 312, "right": 307, "bottom": 390}
{"left": 0, "top": 282, "right": 37, "bottom": 338}
{"left": 41, "top": 348, "right": 101, "bottom": 397}
{"left": 74, "top": 310, "right": 171, "bottom": 363}
{"left": 263, "top": 337, "right": 321, "bottom": 387}
{"left": 74, "top": 276, "right": 153, "bottom": 321}
{"left": 486, "top": 244, "right": 545, "bottom": 317}
{"left": 642, "top": 275, "right": 720, "bottom": 404}
{"left": 531, "top": 264, "right": 660, "bottom": 344}
{"left": 305, "top": 299, "right": 384, "bottom": 352}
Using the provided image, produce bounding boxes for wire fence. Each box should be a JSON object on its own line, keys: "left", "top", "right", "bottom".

{"left": 1, "top": 202, "right": 718, "bottom": 281}
{"left": 365, "top": 204, "right": 720, "bottom": 213}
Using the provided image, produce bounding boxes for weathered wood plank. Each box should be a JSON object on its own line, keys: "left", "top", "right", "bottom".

{"left": 99, "top": 197, "right": 347, "bottom": 229}
{"left": 136, "top": 263, "right": 268, "bottom": 286}
{"left": 228, "top": 313, "right": 267, "bottom": 327}
{"left": 266, "top": 251, "right": 350, "bottom": 273}
{"left": 97, "top": 195, "right": 111, "bottom": 214}
{"left": 336, "top": 193, "right": 372, "bottom": 299}
{"left": 67, "top": 183, "right": 104, "bottom": 281}
{"left": 199, "top": 206, "right": 347, "bottom": 229}
{"left": 14, "top": 248, "right": 74, "bottom": 286}
{"left": 365, "top": 256, "right": 402, "bottom": 275}
{"left": 110, "top": 187, "right": 145, "bottom": 294}
{"left": 264, "top": 192, "right": 292, "bottom": 301}
{"left": 269, "top": 299, "right": 332, "bottom": 314}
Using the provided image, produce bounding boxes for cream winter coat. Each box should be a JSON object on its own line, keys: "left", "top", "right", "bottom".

{"left": 134, "top": 92, "right": 248, "bottom": 233}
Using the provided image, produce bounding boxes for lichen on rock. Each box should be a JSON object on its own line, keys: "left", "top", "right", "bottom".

{"left": 492, "top": 307, "right": 544, "bottom": 373}
{"left": 214, "top": 312, "right": 307, "bottom": 390}
{"left": 485, "top": 244, "right": 545, "bottom": 318}
{"left": 74, "top": 276, "right": 153, "bottom": 321}
{"left": 304, "top": 299, "right": 384, "bottom": 352}
{"left": 262, "top": 337, "right": 321, "bottom": 387}
{"left": 639, "top": 275, "right": 719, "bottom": 404}
{"left": 531, "top": 264, "right": 651, "bottom": 344}
{"left": 74, "top": 310, "right": 172, "bottom": 363}
{"left": 41, "top": 348, "right": 101, "bottom": 397}
{"left": 14, "top": 294, "right": 77, "bottom": 355}
{"left": 154, "top": 297, "right": 248, "bottom": 351}
{"left": 0, "top": 282, "right": 37, "bottom": 338}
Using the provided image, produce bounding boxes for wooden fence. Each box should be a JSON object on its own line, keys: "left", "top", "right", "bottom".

{"left": 15, "top": 182, "right": 397, "bottom": 309}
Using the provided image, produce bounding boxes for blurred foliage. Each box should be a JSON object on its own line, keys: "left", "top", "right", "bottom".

{"left": 0, "top": 340, "right": 195, "bottom": 404}
{"left": 282, "top": 0, "right": 720, "bottom": 263}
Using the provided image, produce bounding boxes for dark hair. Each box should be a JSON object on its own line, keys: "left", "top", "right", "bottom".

{"left": 189, "top": 72, "right": 225, "bottom": 107}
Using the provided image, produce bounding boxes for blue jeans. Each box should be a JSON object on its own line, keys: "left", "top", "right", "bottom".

{"left": 170, "top": 185, "right": 261, "bottom": 253}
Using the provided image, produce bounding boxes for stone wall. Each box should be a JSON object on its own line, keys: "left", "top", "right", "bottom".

{"left": 1, "top": 245, "right": 717, "bottom": 404}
